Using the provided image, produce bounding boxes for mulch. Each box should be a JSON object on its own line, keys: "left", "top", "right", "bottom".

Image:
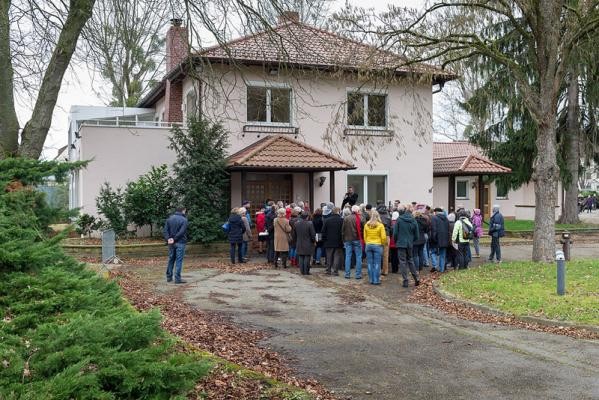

{"left": 408, "top": 273, "right": 599, "bottom": 340}
{"left": 112, "top": 271, "right": 339, "bottom": 400}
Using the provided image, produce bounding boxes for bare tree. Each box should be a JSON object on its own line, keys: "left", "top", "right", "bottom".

{"left": 81, "top": 0, "right": 169, "bottom": 106}
{"left": 0, "top": 0, "right": 96, "bottom": 159}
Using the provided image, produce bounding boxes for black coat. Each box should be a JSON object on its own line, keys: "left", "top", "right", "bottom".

{"left": 430, "top": 214, "right": 450, "bottom": 248}
{"left": 341, "top": 192, "right": 358, "bottom": 208}
{"left": 312, "top": 214, "right": 324, "bottom": 233}
{"left": 321, "top": 213, "right": 344, "bottom": 248}
{"left": 293, "top": 219, "right": 316, "bottom": 255}
{"left": 227, "top": 214, "right": 246, "bottom": 243}
{"left": 414, "top": 215, "right": 429, "bottom": 246}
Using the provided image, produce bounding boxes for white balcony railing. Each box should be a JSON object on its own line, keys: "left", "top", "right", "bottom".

{"left": 79, "top": 118, "right": 184, "bottom": 129}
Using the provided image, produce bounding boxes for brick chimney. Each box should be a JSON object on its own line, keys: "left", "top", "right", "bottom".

{"left": 166, "top": 18, "right": 188, "bottom": 72}
{"left": 277, "top": 11, "right": 300, "bottom": 24}
{"left": 164, "top": 18, "right": 187, "bottom": 123}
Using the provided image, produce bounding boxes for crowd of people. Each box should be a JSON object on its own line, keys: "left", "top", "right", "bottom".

{"left": 225, "top": 186, "right": 506, "bottom": 288}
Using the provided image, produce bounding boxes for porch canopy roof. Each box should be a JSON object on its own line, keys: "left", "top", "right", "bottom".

{"left": 226, "top": 135, "right": 356, "bottom": 172}
{"left": 433, "top": 141, "right": 512, "bottom": 177}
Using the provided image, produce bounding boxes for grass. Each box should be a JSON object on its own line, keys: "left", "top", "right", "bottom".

{"left": 438, "top": 260, "right": 599, "bottom": 326}
{"left": 502, "top": 219, "right": 598, "bottom": 232}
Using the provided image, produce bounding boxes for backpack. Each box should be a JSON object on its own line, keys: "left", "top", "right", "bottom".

{"left": 461, "top": 219, "right": 473, "bottom": 241}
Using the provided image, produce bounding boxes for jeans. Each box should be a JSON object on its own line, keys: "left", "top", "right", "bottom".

{"left": 473, "top": 236, "right": 480, "bottom": 256}
{"left": 413, "top": 244, "right": 425, "bottom": 270}
{"left": 241, "top": 241, "right": 248, "bottom": 259}
{"left": 298, "top": 255, "right": 311, "bottom": 275}
{"left": 166, "top": 242, "right": 186, "bottom": 282}
{"left": 314, "top": 246, "right": 323, "bottom": 263}
{"left": 489, "top": 236, "right": 501, "bottom": 261}
{"left": 431, "top": 247, "right": 447, "bottom": 272}
{"left": 398, "top": 247, "right": 419, "bottom": 284}
{"left": 365, "top": 244, "right": 383, "bottom": 284}
{"left": 289, "top": 247, "right": 296, "bottom": 260}
{"left": 230, "top": 242, "right": 243, "bottom": 263}
{"left": 423, "top": 239, "right": 430, "bottom": 266}
{"left": 344, "top": 240, "right": 362, "bottom": 278}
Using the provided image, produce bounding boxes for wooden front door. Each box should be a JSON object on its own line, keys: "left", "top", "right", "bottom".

{"left": 482, "top": 184, "right": 491, "bottom": 220}
{"left": 244, "top": 173, "right": 293, "bottom": 216}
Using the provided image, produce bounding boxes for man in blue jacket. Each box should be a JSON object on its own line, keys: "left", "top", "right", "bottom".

{"left": 163, "top": 206, "right": 189, "bottom": 283}
{"left": 488, "top": 205, "right": 505, "bottom": 263}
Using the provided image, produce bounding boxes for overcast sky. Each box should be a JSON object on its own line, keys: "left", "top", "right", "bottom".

{"left": 18, "top": 0, "right": 434, "bottom": 160}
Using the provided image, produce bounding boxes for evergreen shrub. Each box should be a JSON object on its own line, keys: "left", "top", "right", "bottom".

{"left": 0, "top": 158, "right": 211, "bottom": 398}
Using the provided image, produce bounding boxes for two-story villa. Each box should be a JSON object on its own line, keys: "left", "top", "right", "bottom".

{"left": 69, "top": 13, "right": 455, "bottom": 218}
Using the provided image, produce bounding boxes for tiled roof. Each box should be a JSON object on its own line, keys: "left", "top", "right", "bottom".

{"left": 433, "top": 141, "right": 484, "bottom": 158}
{"left": 433, "top": 142, "right": 511, "bottom": 176}
{"left": 226, "top": 135, "right": 355, "bottom": 171}
{"left": 197, "top": 21, "right": 454, "bottom": 80}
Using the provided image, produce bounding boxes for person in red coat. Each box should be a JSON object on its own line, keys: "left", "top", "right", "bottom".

{"left": 256, "top": 207, "right": 266, "bottom": 254}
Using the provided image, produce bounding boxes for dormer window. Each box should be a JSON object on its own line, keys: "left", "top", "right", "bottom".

{"left": 247, "top": 85, "right": 291, "bottom": 124}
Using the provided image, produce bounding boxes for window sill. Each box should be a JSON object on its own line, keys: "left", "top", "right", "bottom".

{"left": 456, "top": 197, "right": 469, "bottom": 200}
{"left": 344, "top": 127, "right": 393, "bottom": 137}
{"left": 242, "top": 124, "right": 298, "bottom": 136}
{"left": 495, "top": 197, "right": 508, "bottom": 200}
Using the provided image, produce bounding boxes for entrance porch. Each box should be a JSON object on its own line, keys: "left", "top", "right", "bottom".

{"left": 227, "top": 135, "right": 355, "bottom": 215}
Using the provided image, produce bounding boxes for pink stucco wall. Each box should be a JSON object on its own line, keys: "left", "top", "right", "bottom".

{"left": 78, "top": 125, "right": 176, "bottom": 216}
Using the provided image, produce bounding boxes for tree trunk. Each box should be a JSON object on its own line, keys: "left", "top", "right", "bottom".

{"left": 18, "top": 0, "right": 96, "bottom": 159}
{"left": 532, "top": 115, "right": 559, "bottom": 262}
{"left": 558, "top": 73, "right": 580, "bottom": 224}
{"left": 0, "top": 0, "right": 20, "bottom": 158}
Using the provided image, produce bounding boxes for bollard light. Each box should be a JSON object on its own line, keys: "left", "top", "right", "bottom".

{"left": 555, "top": 250, "right": 566, "bottom": 296}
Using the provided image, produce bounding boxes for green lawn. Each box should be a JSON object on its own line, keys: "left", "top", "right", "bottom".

{"left": 502, "top": 219, "right": 598, "bottom": 232}
{"left": 438, "top": 260, "right": 599, "bottom": 325}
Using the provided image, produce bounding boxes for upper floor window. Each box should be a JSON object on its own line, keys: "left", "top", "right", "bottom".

{"left": 247, "top": 86, "right": 291, "bottom": 124}
{"left": 347, "top": 92, "right": 387, "bottom": 128}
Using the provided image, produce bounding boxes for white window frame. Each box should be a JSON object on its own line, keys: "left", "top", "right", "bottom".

{"left": 346, "top": 170, "right": 389, "bottom": 205}
{"left": 345, "top": 88, "right": 389, "bottom": 130}
{"left": 456, "top": 179, "right": 469, "bottom": 200}
{"left": 246, "top": 81, "right": 293, "bottom": 126}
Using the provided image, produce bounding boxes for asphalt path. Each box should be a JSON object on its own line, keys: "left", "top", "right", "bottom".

{"left": 160, "top": 244, "right": 599, "bottom": 400}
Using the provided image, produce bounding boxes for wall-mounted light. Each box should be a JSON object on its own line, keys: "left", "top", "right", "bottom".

{"left": 319, "top": 176, "right": 326, "bottom": 187}
{"left": 471, "top": 181, "right": 477, "bottom": 189}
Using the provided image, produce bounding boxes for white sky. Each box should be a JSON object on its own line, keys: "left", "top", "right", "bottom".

{"left": 17, "top": 0, "right": 439, "bottom": 160}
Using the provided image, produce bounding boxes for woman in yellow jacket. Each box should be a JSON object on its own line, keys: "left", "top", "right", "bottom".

{"left": 363, "top": 210, "right": 387, "bottom": 285}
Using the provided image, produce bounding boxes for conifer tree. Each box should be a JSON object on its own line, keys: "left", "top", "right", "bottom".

{"left": 169, "top": 118, "right": 229, "bottom": 243}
